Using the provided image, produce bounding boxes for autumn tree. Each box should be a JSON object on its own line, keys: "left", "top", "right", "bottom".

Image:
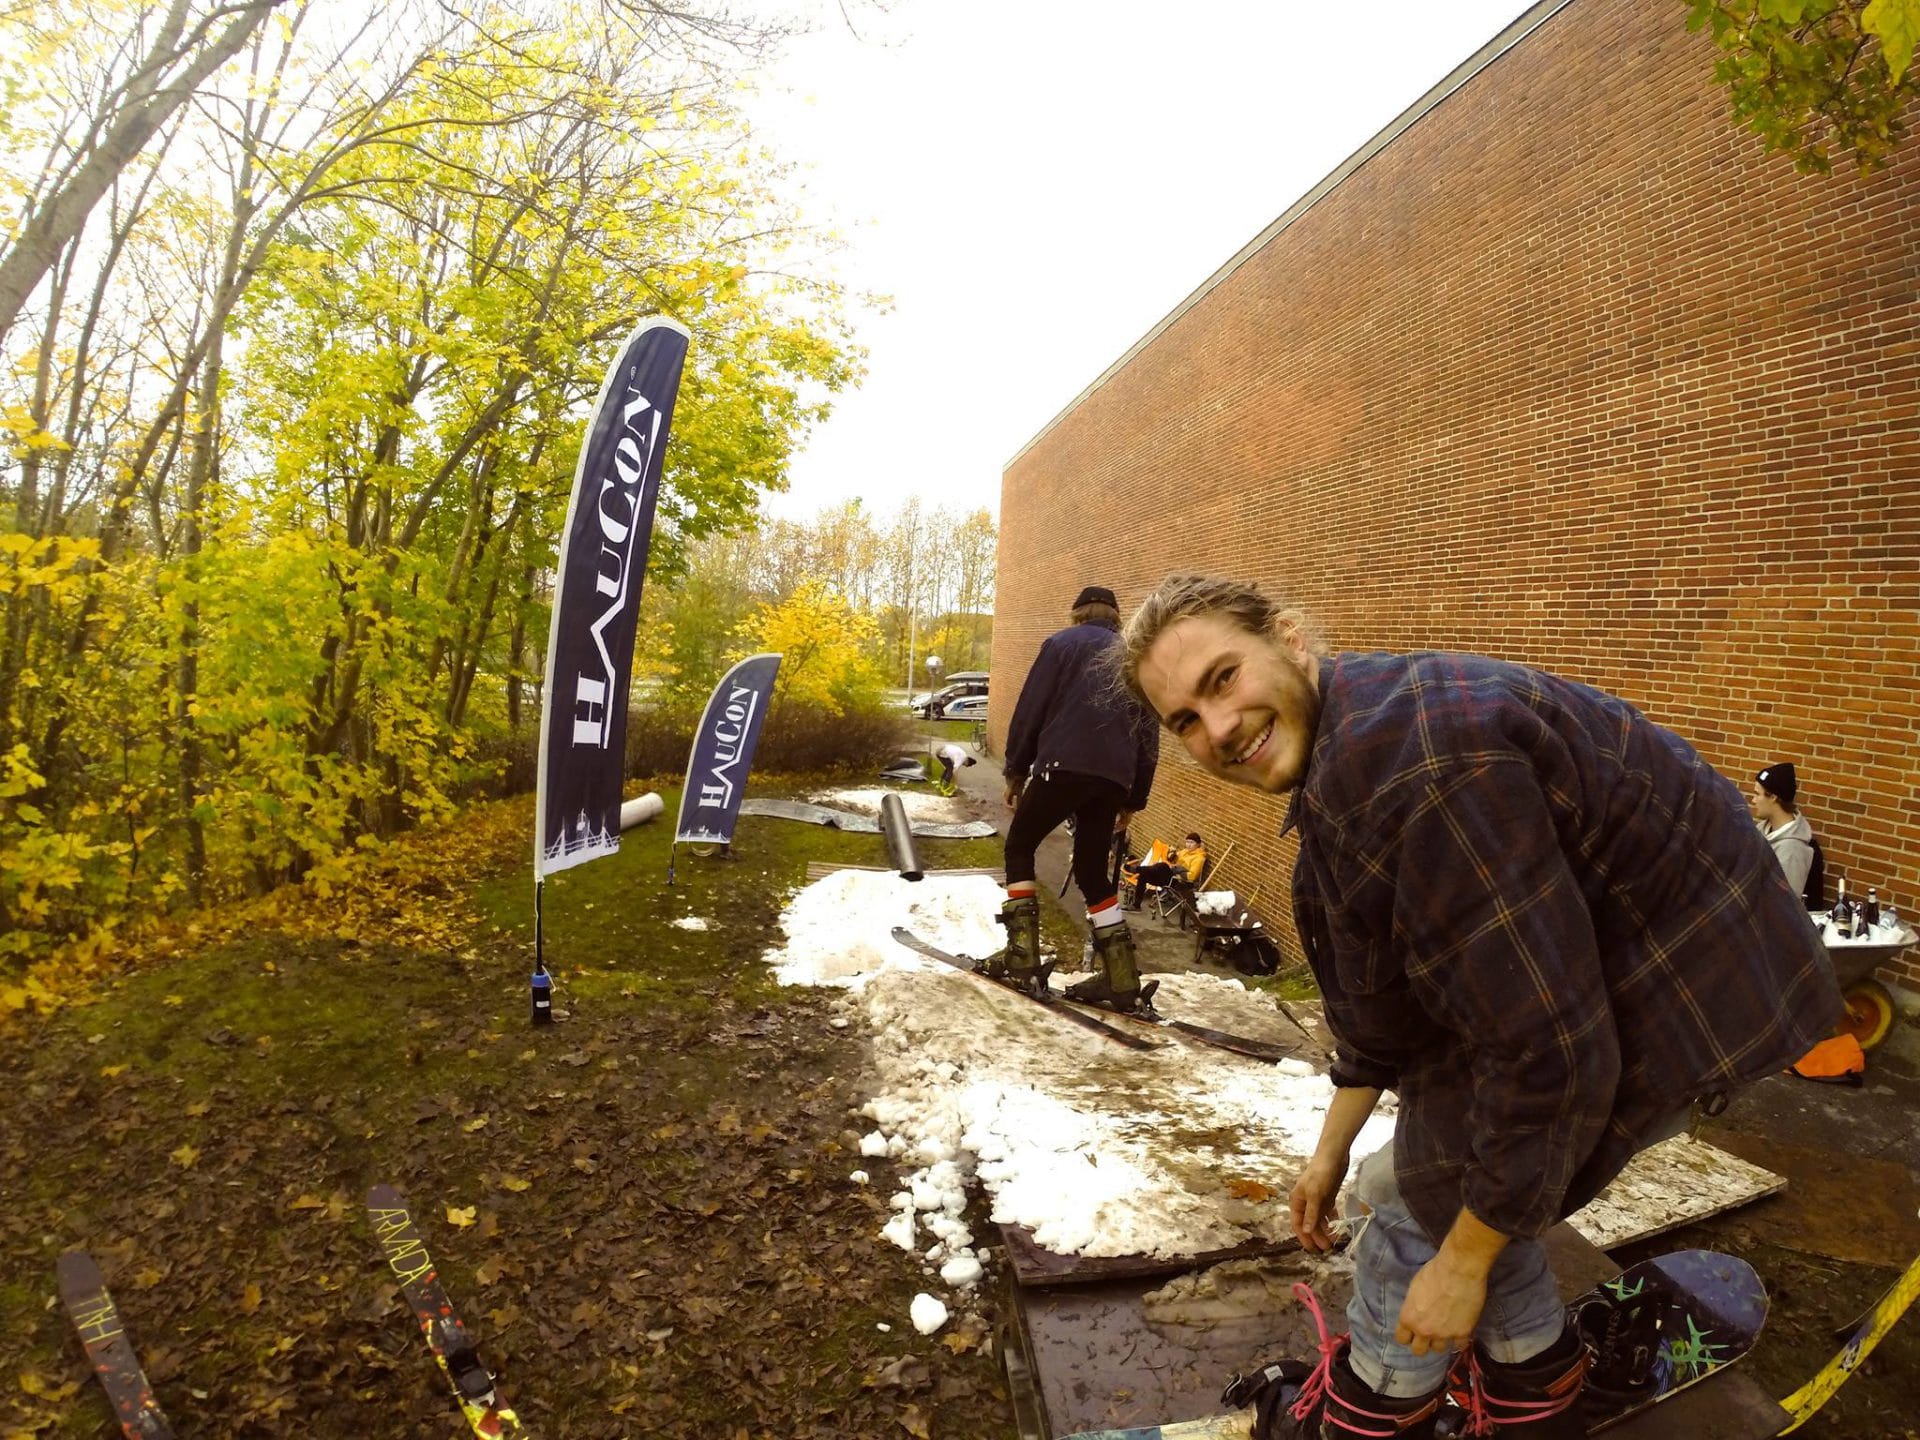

{"left": 0, "top": 1, "right": 860, "bottom": 959}
{"left": 1688, "top": 0, "right": 1920, "bottom": 171}
{"left": 732, "top": 577, "right": 883, "bottom": 713}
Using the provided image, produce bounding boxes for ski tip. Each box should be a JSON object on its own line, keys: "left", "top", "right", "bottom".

{"left": 367, "top": 1183, "right": 407, "bottom": 1210}
{"left": 56, "top": 1248, "right": 105, "bottom": 1293}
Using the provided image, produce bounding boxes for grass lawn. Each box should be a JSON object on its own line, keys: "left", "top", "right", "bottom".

{"left": 0, "top": 782, "right": 1015, "bottom": 1440}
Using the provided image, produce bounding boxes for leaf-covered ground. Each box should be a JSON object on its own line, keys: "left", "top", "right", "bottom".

{"left": 0, "top": 786, "right": 1015, "bottom": 1439}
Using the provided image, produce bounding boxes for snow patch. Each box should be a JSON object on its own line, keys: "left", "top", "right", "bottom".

{"left": 671, "top": 916, "right": 710, "bottom": 931}
{"left": 909, "top": 1293, "right": 949, "bottom": 1335}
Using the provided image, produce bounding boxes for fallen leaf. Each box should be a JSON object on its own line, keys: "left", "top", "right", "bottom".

{"left": 498, "top": 1175, "right": 532, "bottom": 1193}
{"left": 170, "top": 1144, "right": 200, "bottom": 1169}
{"left": 1226, "top": 1177, "right": 1278, "bottom": 1203}
{"left": 185, "top": 1100, "right": 211, "bottom": 1117}
{"left": 462, "top": 1115, "right": 489, "bottom": 1133}
{"left": 239, "top": 1282, "right": 262, "bottom": 1315}
{"left": 446, "top": 1205, "right": 476, "bottom": 1228}
{"left": 898, "top": 1404, "right": 932, "bottom": 1439}
{"left": 99, "top": 1064, "right": 129, "bottom": 1079}
{"left": 163, "top": 994, "right": 184, "bottom": 1006}
{"left": 288, "top": 1194, "right": 327, "bottom": 1211}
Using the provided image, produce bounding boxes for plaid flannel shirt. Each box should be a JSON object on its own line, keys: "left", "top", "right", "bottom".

{"left": 1288, "top": 652, "right": 1841, "bottom": 1242}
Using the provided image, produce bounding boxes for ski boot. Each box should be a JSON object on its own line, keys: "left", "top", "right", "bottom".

{"left": 1224, "top": 1284, "right": 1443, "bottom": 1439}
{"left": 978, "top": 894, "right": 1049, "bottom": 996}
{"left": 1065, "top": 921, "right": 1158, "bottom": 1015}
{"left": 1439, "top": 1323, "right": 1585, "bottom": 1437}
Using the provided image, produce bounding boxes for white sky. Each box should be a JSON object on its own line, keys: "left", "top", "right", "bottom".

{"left": 745, "top": 0, "right": 1534, "bottom": 520}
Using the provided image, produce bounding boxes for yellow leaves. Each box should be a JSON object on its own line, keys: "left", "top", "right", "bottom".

{"left": 288, "top": 1194, "right": 328, "bottom": 1211}
{"left": 445, "top": 1205, "right": 476, "bottom": 1228}
{"left": 497, "top": 1174, "right": 532, "bottom": 1193}
{"left": 239, "top": 1281, "right": 263, "bottom": 1315}
{"left": 170, "top": 1144, "right": 201, "bottom": 1169}
{"left": 185, "top": 1099, "right": 211, "bottom": 1118}
{"left": 1226, "top": 1178, "right": 1278, "bottom": 1203}
{"left": 98, "top": 1064, "right": 129, "bottom": 1079}
{"left": 163, "top": 994, "right": 183, "bottom": 1006}
{"left": 462, "top": 1115, "right": 489, "bottom": 1133}
{"left": 17, "top": 1370, "right": 79, "bottom": 1403}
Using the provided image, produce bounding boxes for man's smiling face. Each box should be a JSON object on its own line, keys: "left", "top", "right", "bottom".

{"left": 1136, "top": 612, "right": 1323, "bottom": 794}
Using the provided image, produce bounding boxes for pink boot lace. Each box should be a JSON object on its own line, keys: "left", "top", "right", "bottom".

{"left": 1447, "top": 1342, "right": 1587, "bottom": 1434}
{"left": 1290, "top": 1283, "right": 1442, "bottom": 1436}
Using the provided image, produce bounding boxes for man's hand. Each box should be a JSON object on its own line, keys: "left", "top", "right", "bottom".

{"left": 1004, "top": 778, "right": 1025, "bottom": 810}
{"left": 1288, "top": 1152, "right": 1349, "bottom": 1253}
{"left": 1114, "top": 809, "right": 1135, "bottom": 834}
{"left": 1395, "top": 1252, "right": 1488, "bottom": 1357}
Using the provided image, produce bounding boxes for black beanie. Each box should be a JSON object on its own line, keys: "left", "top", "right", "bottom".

{"left": 1756, "top": 763, "right": 1797, "bottom": 808}
{"left": 1072, "top": 585, "right": 1118, "bottom": 610}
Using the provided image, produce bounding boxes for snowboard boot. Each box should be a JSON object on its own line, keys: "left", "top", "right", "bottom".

{"left": 978, "top": 894, "right": 1046, "bottom": 993}
{"left": 1444, "top": 1324, "right": 1586, "bottom": 1437}
{"left": 1065, "top": 921, "right": 1154, "bottom": 1014}
{"left": 1224, "top": 1287, "right": 1443, "bottom": 1439}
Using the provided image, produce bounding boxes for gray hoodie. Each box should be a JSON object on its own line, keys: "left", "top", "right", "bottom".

{"left": 1763, "top": 812, "right": 1815, "bottom": 897}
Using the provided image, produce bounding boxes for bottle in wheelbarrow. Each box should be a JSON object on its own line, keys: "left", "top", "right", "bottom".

{"left": 1831, "top": 877, "right": 1852, "bottom": 939}
{"left": 1865, "top": 888, "right": 1880, "bottom": 929}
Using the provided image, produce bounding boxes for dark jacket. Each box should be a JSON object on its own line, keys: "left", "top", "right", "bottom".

{"left": 1287, "top": 651, "right": 1841, "bottom": 1242}
{"left": 1004, "top": 619, "right": 1159, "bottom": 810}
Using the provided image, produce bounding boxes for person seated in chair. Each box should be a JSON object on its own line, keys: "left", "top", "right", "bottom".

{"left": 1126, "top": 832, "right": 1206, "bottom": 911}
{"left": 1173, "top": 831, "right": 1207, "bottom": 886}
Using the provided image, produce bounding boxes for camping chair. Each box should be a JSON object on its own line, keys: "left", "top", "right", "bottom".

{"left": 1119, "top": 839, "right": 1172, "bottom": 910}
{"left": 1151, "top": 842, "right": 1232, "bottom": 930}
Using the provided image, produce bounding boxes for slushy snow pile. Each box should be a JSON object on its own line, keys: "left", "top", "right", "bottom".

{"left": 763, "top": 868, "right": 1396, "bottom": 1333}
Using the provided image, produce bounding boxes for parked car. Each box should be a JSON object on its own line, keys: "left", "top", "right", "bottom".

{"left": 942, "top": 693, "right": 989, "bottom": 722}
{"left": 911, "top": 672, "right": 989, "bottom": 719}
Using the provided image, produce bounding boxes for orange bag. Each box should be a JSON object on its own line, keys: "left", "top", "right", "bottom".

{"left": 1788, "top": 1033, "right": 1866, "bottom": 1086}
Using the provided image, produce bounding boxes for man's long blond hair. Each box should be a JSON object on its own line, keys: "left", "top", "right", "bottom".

{"left": 1116, "top": 573, "right": 1328, "bottom": 714}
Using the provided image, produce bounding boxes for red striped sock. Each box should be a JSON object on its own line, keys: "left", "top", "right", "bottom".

{"left": 1006, "top": 881, "right": 1037, "bottom": 900}
{"left": 1088, "top": 896, "right": 1124, "bottom": 928}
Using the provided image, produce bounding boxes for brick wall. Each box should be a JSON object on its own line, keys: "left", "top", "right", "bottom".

{"left": 993, "top": 0, "right": 1920, "bottom": 989}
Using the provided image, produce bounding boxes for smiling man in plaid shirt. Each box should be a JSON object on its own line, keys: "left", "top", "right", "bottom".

{"left": 1122, "top": 573, "right": 1840, "bottom": 1440}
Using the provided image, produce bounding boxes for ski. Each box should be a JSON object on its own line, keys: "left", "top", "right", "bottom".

{"left": 56, "top": 1249, "right": 176, "bottom": 1440}
{"left": 1082, "top": 1006, "right": 1305, "bottom": 1067}
{"left": 891, "top": 927, "right": 1162, "bottom": 1051}
{"left": 367, "top": 1184, "right": 531, "bottom": 1438}
{"left": 1776, "top": 1221, "right": 1920, "bottom": 1431}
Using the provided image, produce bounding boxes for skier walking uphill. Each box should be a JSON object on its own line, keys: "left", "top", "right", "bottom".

{"left": 990, "top": 585, "right": 1160, "bottom": 1012}
{"left": 1119, "top": 573, "right": 1841, "bottom": 1440}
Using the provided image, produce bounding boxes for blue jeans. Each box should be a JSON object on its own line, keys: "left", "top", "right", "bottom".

{"left": 1341, "top": 1142, "right": 1567, "bottom": 1399}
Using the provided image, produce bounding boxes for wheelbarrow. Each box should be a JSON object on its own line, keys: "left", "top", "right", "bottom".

{"left": 1818, "top": 916, "right": 1915, "bottom": 1050}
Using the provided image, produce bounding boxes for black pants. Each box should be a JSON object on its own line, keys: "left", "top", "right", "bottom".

{"left": 1005, "top": 767, "right": 1126, "bottom": 907}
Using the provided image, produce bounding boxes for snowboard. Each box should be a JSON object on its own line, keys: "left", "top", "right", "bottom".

{"left": 367, "top": 1184, "right": 530, "bottom": 1437}
{"left": 1052, "top": 1250, "right": 1764, "bottom": 1440}
{"left": 56, "top": 1249, "right": 175, "bottom": 1439}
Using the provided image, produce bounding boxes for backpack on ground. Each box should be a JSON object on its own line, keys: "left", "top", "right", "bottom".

{"left": 1788, "top": 1032, "right": 1864, "bottom": 1086}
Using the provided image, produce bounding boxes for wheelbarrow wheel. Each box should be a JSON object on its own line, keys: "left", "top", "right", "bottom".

{"left": 1840, "top": 979, "right": 1897, "bottom": 1051}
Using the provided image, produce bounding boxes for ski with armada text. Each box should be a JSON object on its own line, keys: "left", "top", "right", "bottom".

{"left": 891, "top": 927, "right": 1162, "bottom": 1051}
{"left": 56, "top": 1250, "right": 175, "bottom": 1439}
{"left": 367, "top": 1184, "right": 531, "bottom": 1438}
